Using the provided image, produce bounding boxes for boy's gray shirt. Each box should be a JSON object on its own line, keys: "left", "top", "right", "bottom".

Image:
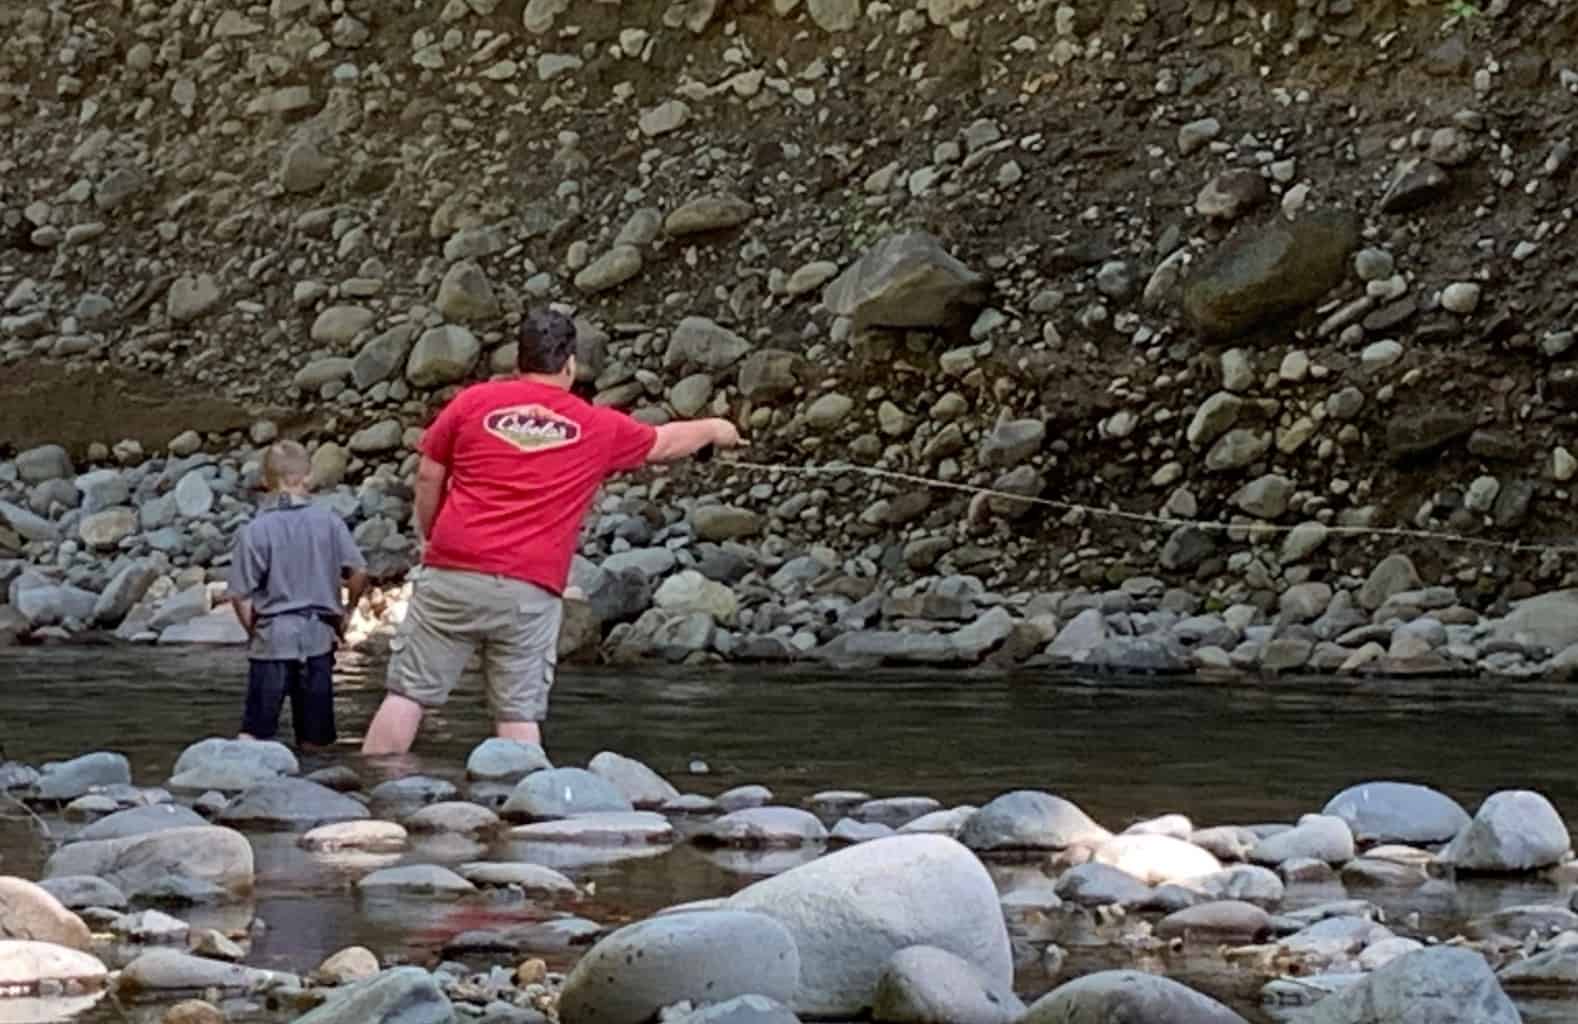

{"left": 227, "top": 495, "right": 366, "bottom": 661}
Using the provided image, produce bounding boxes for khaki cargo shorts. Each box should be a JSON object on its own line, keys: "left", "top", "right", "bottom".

{"left": 386, "top": 567, "right": 562, "bottom": 723}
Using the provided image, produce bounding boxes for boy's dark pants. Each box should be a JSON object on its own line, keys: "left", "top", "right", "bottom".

{"left": 243, "top": 655, "right": 337, "bottom": 746}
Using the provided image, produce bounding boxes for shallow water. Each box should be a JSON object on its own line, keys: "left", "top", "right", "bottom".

{"left": 5, "top": 647, "right": 1578, "bottom": 1020}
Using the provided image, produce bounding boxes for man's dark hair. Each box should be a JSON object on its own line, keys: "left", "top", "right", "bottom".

{"left": 517, "top": 309, "right": 578, "bottom": 374}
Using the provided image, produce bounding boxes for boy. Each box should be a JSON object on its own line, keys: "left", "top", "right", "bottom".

{"left": 227, "top": 440, "right": 368, "bottom": 749}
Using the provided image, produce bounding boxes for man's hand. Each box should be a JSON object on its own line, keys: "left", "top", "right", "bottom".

{"left": 709, "top": 419, "right": 746, "bottom": 450}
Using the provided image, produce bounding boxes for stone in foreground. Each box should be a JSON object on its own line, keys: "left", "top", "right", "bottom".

{"left": 0, "top": 939, "right": 107, "bottom": 991}
{"left": 558, "top": 910, "right": 799, "bottom": 1024}
{"left": 871, "top": 945, "right": 1024, "bottom": 1024}
{"left": 293, "top": 966, "right": 454, "bottom": 1024}
{"left": 726, "top": 835, "right": 1013, "bottom": 1017}
{"left": 1303, "top": 947, "right": 1518, "bottom": 1023}
{"left": 1021, "top": 970, "right": 1247, "bottom": 1024}
{"left": 0, "top": 877, "right": 93, "bottom": 950}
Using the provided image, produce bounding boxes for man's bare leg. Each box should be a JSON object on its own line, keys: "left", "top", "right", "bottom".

{"left": 497, "top": 720, "right": 542, "bottom": 746}
{"left": 361, "top": 694, "right": 425, "bottom": 755}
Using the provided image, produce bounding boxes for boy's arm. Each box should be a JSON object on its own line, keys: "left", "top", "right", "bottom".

{"left": 229, "top": 597, "right": 257, "bottom": 640}
{"left": 341, "top": 570, "right": 370, "bottom": 637}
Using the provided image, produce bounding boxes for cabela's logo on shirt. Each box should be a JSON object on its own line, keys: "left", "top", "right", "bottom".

{"left": 484, "top": 404, "right": 582, "bottom": 453}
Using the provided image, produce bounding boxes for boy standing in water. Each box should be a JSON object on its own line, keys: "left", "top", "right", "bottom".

{"left": 227, "top": 441, "right": 369, "bottom": 750}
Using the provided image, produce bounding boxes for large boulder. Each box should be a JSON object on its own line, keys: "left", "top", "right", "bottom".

{"left": 292, "top": 966, "right": 454, "bottom": 1024}
{"left": 558, "top": 911, "right": 799, "bottom": 1024}
{"left": 218, "top": 778, "right": 370, "bottom": 830}
{"left": 501, "top": 768, "right": 633, "bottom": 821}
{"left": 1303, "top": 947, "right": 1518, "bottom": 1024}
{"left": 35, "top": 752, "right": 130, "bottom": 802}
{"left": 0, "top": 877, "right": 93, "bottom": 950}
{"left": 1021, "top": 970, "right": 1247, "bottom": 1024}
{"left": 0, "top": 940, "right": 107, "bottom": 991}
{"left": 44, "top": 826, "right": 254, "bottom": 899}
{"left": 466, "top": 739, "right": 552, "bottom": 781}
{"left": 822, "top": 232, "right": 989, "bottom": 331}
{"left": 588, "top": 752, "right": 680, "bottom": 808}
{"left": 870, "top": 945, "right": 1024, "bottom": 1024}
{"left": 1321, "top": 781, "right": 1471, "bottom": 846}
{"left": 725, "top": 835, "right": 1012, "bottom": 1017}
{"left": 958, "top": 791, "right": 1110, "bottom": 852}
{"left": 1442, "top": 790, "right": 1571, "bottom": 872}
{"left": 1494, "top": 590, "right": 1578, "bottom": 652}
{"left": 1181, "top": 209, "right": 1359, "bottom": 339}
{"left": 168, "top": 738, "right": 299, "bottom": 792}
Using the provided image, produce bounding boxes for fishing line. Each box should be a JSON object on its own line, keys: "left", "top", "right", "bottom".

{"left": 698, "top": 456, "right": 1578, "bottom": 558}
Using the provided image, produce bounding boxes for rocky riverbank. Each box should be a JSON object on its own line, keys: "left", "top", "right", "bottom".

{"left": 11, "top": 435, "right": 1578, "bottom": 679}
{"left": 7, "top": 0, "right": 1578, "bottom": 654}
{"left": 3, "top": 739, "right": 1577, "bottom": 1023}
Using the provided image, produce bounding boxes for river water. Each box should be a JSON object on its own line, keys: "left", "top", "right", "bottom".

{"left": 4, "top": 647, "right": 1578, "bottom": 1021}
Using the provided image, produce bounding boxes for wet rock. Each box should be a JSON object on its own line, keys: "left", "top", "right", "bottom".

{"left": 111, "top": 909, "right": 189, "bottom": 944}
{"left": 168, "top": 738, "right": 298, "bottom": 793}
{"left": 1499, "top": 944, "right": 1578, "bottom": 991}
{"left": 456, "top": 863, "right": 577, "bottom": 897}
{"left": 1022, "top": 970, "right": 1247, "bottom": 1024}
{"left": 356, "top": 865, "right": 476, "bottom": 899}
{"left": 1053, "top": 864, "right": 1152, "bottom": 909}
{"left": 559, "top": 911, "right": 798, "bottom": 1024}
{"left": 1442, "top": 790, "right": 1571, "bottom": 872}
{"left": 727, "top": 836, "right": 1013, "bottom": 1017}
{"left": 71, "top": 804, "right": 207, "bottom": 842}
{"left": 1181, "top": 210, "right": 1359, "bottom": 339}
{"left": 0, "top": 939, "right": 107, "bottom": 991}
{"left": 694, "top": 808, "right": 829, "bottom": 848}
{"left": 404, "top": 802, "right": 499, "bottom": 836}
{"left": 1303, "top": 947, "right": 1517, "bottom": 1024}
{"left": 959, "top": 791, "right": 1110, "bottom": 852}
{"left": 36, "top": 876, "right": 128, "bottom": 912}
{"left": 1467, "top": 905, "right": 1578, "bottom": 942}
{"left": 0, "top": 877, "right": 93, "bottom": 950}
{"left": 118, "top": 949, "right": 282, "bottom": 995}
{"left": 44, "top": 826, "right": 253, "bottom": 901}
{"left": 292, "top": 966, "right": 453, "bottom": 1024}
{"left": 833, "top": 819, "right": 896, "bottom": 844}
{"left": 669, "top": 995, "right": 800, "bottom": 1024}
{"left": 1321, "top": 781, "right": 1471, "bottom": 846}
{"left": 36, "top": 753, "right": 131, "bottom": 802}
{"left": 466, "top": 739, "right": 553, "bottom": 782}
{"left": 870, "top": 945, "right": 1024, "bottom": 1024}
{"left": 508, "top": 812, "right": 674, "bottom": 845}
{"left": 822, "top": 232, "right": 989, "bottom": 331}
{"left": 1494, "top": 590, "right": 1578, "bottom": 652}
{"left": 312, "top": 947, "right": 380, "bottom": 986}
{"left": 300, "top": 821, "right": 408, "bottom": 852}
{"left": 1156, "top": 901, "right": 1272, "bottom": 944}
{"left": 1250, "top": 816, "right": 1354, "bottom": 866}
{"left": 501, "top": 768, "right": 634, "bottom": 821}
{"left": 446, "top": 917, "right": 604, "bottom": 955}
{"left": 219, "top": 779, "right": 369, "bottom": 830}
{"left": 853, "top": 797, "right": 942, "bottom": 829}
{"left": 369, "top": 776, "right": 459, "bottom": 820}
{"left": 1094, "top": 835, "right": 1219, "bottom": 885}
{"left": 1195, "top": 865, "right": 1285, "bottom": 908}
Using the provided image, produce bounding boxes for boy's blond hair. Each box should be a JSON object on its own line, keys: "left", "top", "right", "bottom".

{"left": 262, "top": 440, "right": 312, "bottom": 492}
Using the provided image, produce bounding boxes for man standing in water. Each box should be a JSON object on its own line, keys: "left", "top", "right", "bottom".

{"left": 361, "top": 310, "right": 744, "bottom": 755}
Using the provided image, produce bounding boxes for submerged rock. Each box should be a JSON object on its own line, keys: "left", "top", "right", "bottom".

{"left": 355, "top": 865, "right": 476, "bottom": 900}
{"left": 1302, "top": 947, "right": 1518, "bottom": 1024}
{"left": 726, "top": 836, "right": 1013, "bottom": 1017}
{"left": 507, "top": 811, "right": 675, "bottom": 845}
{"left": 167, "top": 738, "right": 298, "bottom": 792}
{"left": 501, "top": 768, "right": 633, "bottom": 821}
{"left": 218, "top": 779, "right": 369, "bottom": 830}
{"left": 870, "top": 945, "right": 1024, "bottom": 1024}
{"left": 117, "top": 949, "right": 283, "bottom": 995}
{"left": 694, "top": 808, "right": 829, "bottom": 848}
{"left": 558, "top": 911, "right": 799, "bottom": 1024}
{"left": 1021, "top": 970, "right": 1247, "bottom": 1024}
{"left": 293, "top": 966, "right": 453, "bottom": 1024}
{"left": 70, "top": 804, "right": 207, "bottom": 843}
{"left": 44, "top": 826, "right": 253, "bottom": 901}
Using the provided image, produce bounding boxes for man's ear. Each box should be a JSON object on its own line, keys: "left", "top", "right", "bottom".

{"left": 565, "top": 354, "right": 578, "bottom": 381}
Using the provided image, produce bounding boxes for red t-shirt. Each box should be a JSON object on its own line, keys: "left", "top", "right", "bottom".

{"left": 419, "top": 379, "right": 657, "bottom": 594}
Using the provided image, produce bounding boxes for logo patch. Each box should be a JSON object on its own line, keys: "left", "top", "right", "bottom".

{"left": 484, "top": 404, "right": 583, "bottom": 453}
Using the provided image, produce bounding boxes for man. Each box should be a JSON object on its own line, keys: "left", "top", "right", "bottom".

{"left": 228, "top": 440, "right": 368, "bottom": 750}
{"left": 361, "top": 309, "right": 744, "bottom": 755}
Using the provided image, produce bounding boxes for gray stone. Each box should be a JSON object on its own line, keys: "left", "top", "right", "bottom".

{"left": 94, "top": 560, "right": 158, "bottom": 626}
{"left": 36, "top": 876, "right": 128, "bottom": 912}
{"left": 738, "top": 349, "right": 806, "bottom": 402}
{"left": 79, "top": 507, "right": 138, "bottom": 549}
{"left": 1303, "top": 947, "right": 1517, "bottom": 1024}
{"left": 312, "top": 305, "right": 376, "bottom": 345}
{"left": 435, "top": 262, "right": 500, "bottom": 322}
{"left": 406, "top": 325, "right": 480, "bottom": 387}
{"left": 279, "top": 137, "right": 336, "bottom": 193}
{"left": 218, "top": 778, "right": 369, "bottom": 830}
{"left": 691, "top": 506, "right": 762, "bottom": 542}
{"left": 369, "top": 776, "right": 459, "bottom": 819}
{"left": 822, "top": 233, "right": 990, "bottom": 331}
{"left": 0, "top": 501, "right": 61, "bottom": 543}
{"left": 558, "top": 911, "right": 798, "bottom": 1024}
{"left": 665, "top": 317, "right": 751, "bottom": 371}
{"left": 1359, "top": 555, "right": 1422, "bottom": 611}
{"left": 167, "top": 275, "right": 222, "bottom": 324}
{"left": 404, "top": 802, "right": 499, "bottom": 835}
{"left": 726, "top": 836, "right": 1013, "bottom": 1017}
{"left": 575, "top": 246, "right": 643, "bottom": 294}
{"left": 291, "top": 966, "right": 454, "bottom": 1024}
{"left": 1442, "top": 790, "right": 1571, "bottom": 872}
{"left": 695, "top": 808, "right": 829, "bottom": 848}
{"left": 356, "top": 865, "right": 476, "bottom": 899}
{"left": 665, "top": 195, "right": 754, "bottom": 236}
{"left": 1249, "top": 816, "right": 1354, "bottom": 866}
{"left": 353, "top": 325, "right": 419, "bottom": 389}
{"left": 981, "top": 420, "right": 1045, "bottom": 468}
{"left": 294, "top": 357, "right": 355, "bottom": 391}
{"left": 1321, "top": 782, "right": 1471, "bottom": 846}
{"left": 871, "top": 945, "right": 1024, "bottom": 1024}
{"left": 806, "top": 0, "right": 859, "bottom": 32}
{"left": 1021, "top": 971, "right": 1247, "bottom": 1024}
{"left": 1494, "top": 590, "right": 1578, "bottom": 652}
{"left": 456, "top": 862, "right": 577, "bottom": 896}
{"left": 36, "top": 753, "right": 131, "bottom": 802}
{"left": 169, "top": 737, "right": 299, "bottom": 793}
{"left": 117, "top": 949, "right": 281, "bottom": 994}
{"left": 0, "top": 877, "right": 92, "bottom": 950}
{"left": 1053, "top": 863, "right": 1152, "bottom": 909}
{"left": 501, "top": 768, "right": 633, "bottom": 821}
{"left": 507, "top": 811, "right": 675, "bottom": 845}
{"left": 669, "top": 996, "right": 800, "bottom": 1024}
{"left": 466, "top": 739, "right": 553, "bottom": 782}
{"left": 44, "top": 826, "right": 253, "bottom": 900}
{"left": 0, "top": 939, "right": 107, "bottom": 990}
{"left": 71, "top": 804, "right": 207, "bottom": 843}
{"left": 1155, "top": 901, "right": 1272, "bottom": 944}
{"left": 349, "top": 420, "right": 403, "bottom": 454}
{"left": 959, "top": 791, "right": 1110, "bottom": 852}
{"left": 17, "top": 445, "right": 73, "bottom": 484}
{"left": 588, "top": 752, "right": 680, "bottom": 809}
{"left": 1182, "top": 210, "right": 1359, "bottom": 339}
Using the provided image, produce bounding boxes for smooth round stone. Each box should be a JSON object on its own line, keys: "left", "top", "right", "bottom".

{"left": 369, "top": 776, "right": 459, "bottom": 818}
{"left": 355, "top": 865, "right": 476, "bottom": 900}
{"left": 404, "top": 802, "right": 500, "bottom": 836}
{"left": 37, "top": 877, "right": 129, "bottom": 912}
{"left": 804, "top": 791, "right": 872, "bottom": 818}
{"left": 831, "top": 819, "right": 895, "bottom": 845}
{"left": 853, "top": 797, "right": 942, "bottom": 829}
{"left": 466, "top": 739, "right": 553, "bottom": 782}
{"left": 1093, "top": 835, "right": 1221, "bottom": 885}
{"left": 716, "top": 785, "right": 774, "bottom": 812}
{"left": 1053, "top": 863, "right": 1153, "bottom": 909}
{"left": 507, "top": 812, "right": 676, "bottom": 845}
{"left": 694, "top": 808, "right": 829, "bottom": 849}
{"left": 662, "top": 794, "right": 721, "bottom": 815}
{"left": 456, "top": 863, "right": 578, "bottom": 897}
{"left": 1155, "top": 901, "right": 1273, "bottom": 944}
{"left": 299, "top": 821, "right": 408, "bottom": 853}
